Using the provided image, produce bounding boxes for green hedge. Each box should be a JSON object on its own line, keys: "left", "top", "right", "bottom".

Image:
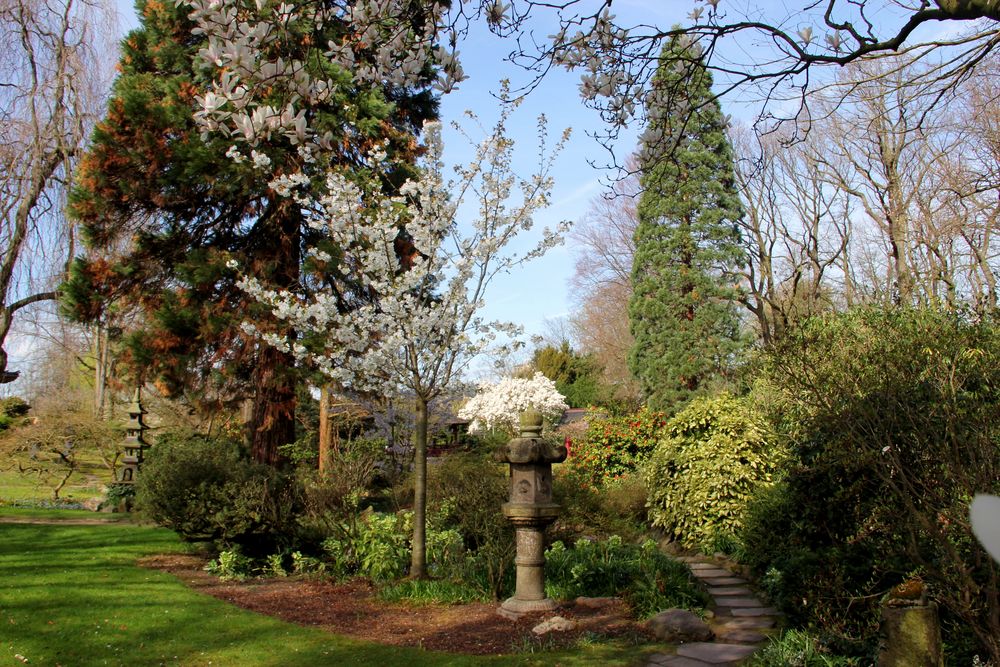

{"left": 135, "top": 430, "right": 302, "bottom": 554}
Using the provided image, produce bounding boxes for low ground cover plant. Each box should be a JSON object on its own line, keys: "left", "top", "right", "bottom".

{"left": 544, "top": 536, "right": 710, "bottom": 619}
{"left": 746, "top": 629, "right": 862, "bottom": 667}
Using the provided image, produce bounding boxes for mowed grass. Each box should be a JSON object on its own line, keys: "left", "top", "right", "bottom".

{"left": 0, "top": 514, "right": 649, "bottom": 666}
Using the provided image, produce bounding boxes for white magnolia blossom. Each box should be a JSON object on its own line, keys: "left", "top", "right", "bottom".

{"left": 458, "top": 372, "right": 569, "bottom": 434}
{"left": 178, "top": 0, "right": 465, "bottom": 150}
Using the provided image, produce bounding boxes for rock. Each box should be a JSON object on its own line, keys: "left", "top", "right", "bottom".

{"left": 646, "top": 609, "right": 714, "bottom": 643}
{"left": 81, "top": 497, "right": 102, "bottom": 511}
{"left": 575, "top": 596, "right": 618, "bottom": 610}
{"left": 532, "top": 615, "right": 577, "bottom": 635}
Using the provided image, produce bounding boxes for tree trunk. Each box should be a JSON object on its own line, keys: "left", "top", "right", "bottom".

{"left": 318, "top": 383, "right": 331, "bottom": 474}
{"left": 248, "top": 344, "right": 295, "bottom": 466}
{"left": 410, "top": 395, "right": 428, "bottom": 578}
{"left": 247, "top": 200, "right": 300, "bottom": 466}
{"left": 93, "top": 324, "right": 108, "bottom": 420}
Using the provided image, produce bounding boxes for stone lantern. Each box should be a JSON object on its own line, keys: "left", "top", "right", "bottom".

{"left": 496, "top": 410, "right": 567, "bottom": 618}
{"left": 118, "top": 389, "right": 148, "bottom": 484}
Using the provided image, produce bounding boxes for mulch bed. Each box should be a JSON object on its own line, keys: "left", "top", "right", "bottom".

{"left": 138, "top": 554, "right": 652, "bottom": 655}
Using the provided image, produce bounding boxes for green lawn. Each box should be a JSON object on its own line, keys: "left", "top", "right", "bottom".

{"left": 0, "top": 515, "right": 649, "bottom": 666}
{"left": 0, "top": 455, "right": 109, "bottom": 504}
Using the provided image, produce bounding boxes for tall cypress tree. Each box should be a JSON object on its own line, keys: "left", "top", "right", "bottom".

{"left": 63, "top": 0, "right": 437, "bottom": 464}
{"left": 627, "top": 37, "right": 745, "bottom": 412}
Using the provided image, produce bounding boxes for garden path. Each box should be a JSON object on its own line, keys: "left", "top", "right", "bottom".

{"left": 645, "top": 553, "right": 781, "bottom": 667}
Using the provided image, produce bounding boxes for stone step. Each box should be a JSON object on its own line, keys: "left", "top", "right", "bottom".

{"left": 714, "top": 628, "right": 769, "bottom": 644}
{"left": 714, "top": 617, "right": 777, "bottom": 630}
{"left": 663, "top": 657, "right": 717, "bottom": 667}
{"left": 714, "top": 597, "right": 768, "bottom": 608}
{"left": 677, "top": 642, "right": 760, "bottom": 663}
{"left": 689, "top": 568, "right": 734, "bottom": 578}
{"left": 706, "top": 586, "right": 754, "bottom": 596}
{"left": 688, "top": 562, "right": 727, "bottom": 571}
{"left": 699, "top": 576, "right": 748, "bottom": 586}
{"left": 731, "top": 607, "right": 780, "bottom": 617}
{"left": 647, "top": 656, "right": 715, "bottom": 667}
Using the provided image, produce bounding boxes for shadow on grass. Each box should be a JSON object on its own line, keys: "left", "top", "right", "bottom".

{"left": 0, "top": 522, "right": 646, "bottom": 666}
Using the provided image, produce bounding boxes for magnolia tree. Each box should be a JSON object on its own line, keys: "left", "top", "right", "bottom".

{"left": 459, "top": 372, "right": 568, "bottom": 435}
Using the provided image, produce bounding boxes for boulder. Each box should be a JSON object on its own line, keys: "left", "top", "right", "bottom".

{"left": 646, "top": 609, "right": 714, "bottom": 643}
{"left": 532, "top": 615, "right": 577, "bottom": 635}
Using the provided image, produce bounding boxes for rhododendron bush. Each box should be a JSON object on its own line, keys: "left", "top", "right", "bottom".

{"left": 458, "top": 372, "right": 568, "bottom": 435}
{"left": 564, "top": 407, "right": 666, "bottom": 487}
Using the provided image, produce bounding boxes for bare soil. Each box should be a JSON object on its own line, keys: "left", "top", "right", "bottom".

{"left": 138, "top": 554, "right": 651, "bottom": 655}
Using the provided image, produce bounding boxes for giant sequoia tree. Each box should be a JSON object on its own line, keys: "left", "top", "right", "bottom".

{"left": 627, "top": 37, "right": 745, "bottom": 412}
{"left": 64, "top": 0, "right": 438, "bottom": 464}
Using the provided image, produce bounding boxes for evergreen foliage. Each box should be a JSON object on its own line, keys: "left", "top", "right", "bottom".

{"left": 62, "top": 0, "right": 437, "bottom": 464}
{"left": 741, "top": 307, "right": 1000, "bottom": 660}
{"left": 645, "top": 393, "right": 781, "bottom": 550}
{"left": 532, "top": 341, "right": 607, "bottom": 408}
{"left": 627, "top": 37, "right": 745, "bottom": 412}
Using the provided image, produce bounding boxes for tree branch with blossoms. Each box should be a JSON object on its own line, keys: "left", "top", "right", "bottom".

{"left": 178, "top": 0, "right": 569, "bottom": 578}
{"left": 458, "top": 371, "right": 569, "bottom": 435}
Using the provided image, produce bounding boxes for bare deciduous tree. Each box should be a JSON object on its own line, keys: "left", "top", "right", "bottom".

{"left": 566, "top": 166, "right": 641, "bottom": 403}
{"left": 0, "top": 0, "right": 115, "bottom": 385}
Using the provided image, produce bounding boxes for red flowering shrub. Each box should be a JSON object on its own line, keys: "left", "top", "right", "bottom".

{"left": 565, "top": 407, "right": 667, "bottom": 487}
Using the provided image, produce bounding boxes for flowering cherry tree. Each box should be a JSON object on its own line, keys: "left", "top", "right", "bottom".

{"left": 458, "top": 372, "right": 569, "bottom": 435}
{"left": 227, "top": 109, "right": 567, "bottom": 577}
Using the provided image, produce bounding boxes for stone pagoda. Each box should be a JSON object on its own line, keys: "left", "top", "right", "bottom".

{"left": 118, "top": 389, "right": 148, "bottom": 484}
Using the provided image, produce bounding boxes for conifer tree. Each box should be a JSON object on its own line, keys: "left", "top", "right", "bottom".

{"left": 627, "top": 37, "right": 745, "bottom": 412}
{"left": 63, "top": 0, "right": 437, "bottom": 464}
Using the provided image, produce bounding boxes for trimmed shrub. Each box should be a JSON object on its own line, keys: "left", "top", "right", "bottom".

{"left": 135, "top": 430, "right": 302, "bottom": 554}
{"left": 645, "top": 393, "right": 781, "bottom": 550}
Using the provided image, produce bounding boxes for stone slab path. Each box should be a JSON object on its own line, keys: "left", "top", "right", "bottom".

{"left": 645, "top": 552, "right": 781, "bottom": 667}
